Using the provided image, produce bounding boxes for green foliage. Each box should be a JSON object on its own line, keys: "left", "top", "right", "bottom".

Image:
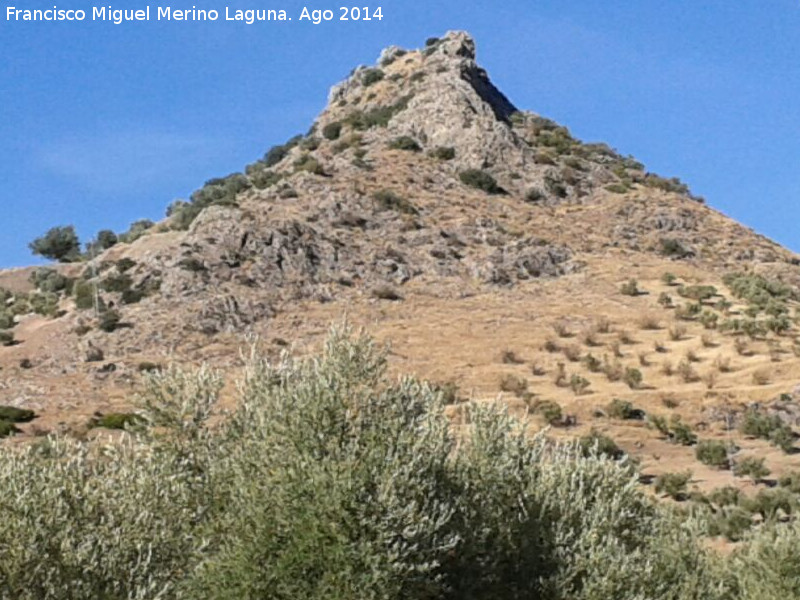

{"left": 605, "top": 183, "right": 629, "bottom": 194}
{"left": 72, "top": 280, "right": 95, "bottom": 310}
{"left": 662, "top": 272, "right": 678, "bottom": 286}
{"left": 739, "top": 408, "right": 795, "bottom": 453}
{"left": 118, "top": 219, "right": 155, "bottom": 243}
{"left": 263, "top": 134, "right": 303, "bottom": 167}
{"left": 650, "top": 415, "right": 698, "bottom": 446}
{"left": 678, "top": 285, "right": 718, "bottom": 302}
{"left": 88, "top": 230, "right": 118, "bottom": 254}
{"left": 30, "top": 268, "right": 72, "bottom": 294}
{"left": 695, "top": 440, "right": 730, "bottom": 469}
{"left": 360, "top": 68, "right": 385, "bottom": 87}
{"left": 607, "top": 399, "right": 642, "bottom": 420}
{"left": 459, "top": 169, "right": 504, "bottom": 194}
{"left": 98, "top": 309, "right": 122, "bottom": 333}
{"left": 535, "top": 400, "right": 563, "bottom": 425}
{"left": 578, "top": 430, "right": 625, "bottom": 460}
{"left": 733, "top": 456, "right": 771, "bottom": 482}
{"left": 0, "top": 406, "right": 35, "bottom": 423}
{"left": 322, "top": 121, "right": 342, "bottom": 140}
{"left": 29, "top": 225, "right": 82, "bottom": 263}
{"left": 0, "top": 420, "right": 21, "bottom": 438}
{"left": 620, "top": 279, "right": 640, "bottom": 296}
{"left": 372, "top": 190, "right": 419, "bottom": 215}
{"left": 430, "top": 146, "right": 455, "bottom": 160}
{"left": 569, "top": 373, "right": 590, "bottom": 395}
{"left": 345, "top": 95, "right": 412, "bottom": 130}
{"left": 90, "top": 412, "right": 144, "bottom": 431}
{"left": 660, "top": 238, "right": 693, "bottom": 258}
{"left": 623, "top": 367, "right": 643, "bottom": 389}
{"left": 654, "top": 471, "right": 691, "bottom": 500}
{"left": 0, "top": 331, "right": 15, "bottom": 347}
{"left": 723, "top": 272, "right": 796, "bottom": 309}
{"left": 388, "top": 136, "right": 422, "bottom": 152}
{"left": 0, "top": 328, "right": 773, "bottom": 599}
{"left": 293, "top": 154, "right": 325, "bottom": 175}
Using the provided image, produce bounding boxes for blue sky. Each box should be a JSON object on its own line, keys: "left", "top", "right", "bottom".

{"left": 2, "top": 0, "right": 800, "bottom": 266}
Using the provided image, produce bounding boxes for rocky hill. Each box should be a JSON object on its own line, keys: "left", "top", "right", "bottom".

{"left": 3, "top": 31, "right": 800, "bottom": 512}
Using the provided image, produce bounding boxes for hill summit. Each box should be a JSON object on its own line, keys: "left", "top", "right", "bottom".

{"left": 2, "top": 32, "right": 800, "bottom": 511}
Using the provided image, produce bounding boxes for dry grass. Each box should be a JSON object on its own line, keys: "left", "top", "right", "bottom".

{"left": 653, "top": 340, "right": 668, "bottom": 354}
{"left": 669, "top": 324, "right": 687, "bottom": 341}
{"left": 702, "top": 371, "right": 718, "bottom": 390}
{"left": 562, "top": 344, "right": 582, "bottom": 362}
{"left": 734, "top": 337, "right": 750, "bottom": 356}
{"left": 638, "top": 352, "right": 650, "bottom": 367}
{"left": 617, "top": 330, "right": 635, "bottom": 345}
{"left": 676, "top": 360, "right": 699, "bottom": 383}
{"left": 594, "top": 317, "right": 612, "bottom": 334}
{"left": 552, "top": 320, "right": 571, "bottom": 338}
{"left": 501, "top": 349, "right": 524, "bottom": 365}
{"left": 751, "top": 368, "right": 771, "bottom": 386}
{"left": 638, "top": 313, "right": 662, "bottom": 331}
{"left": 581, "top": 327, "right": 602, "bottom": 347}
{"left": 713, "top": 355, "right": 732, "bottom": 373}
{"left": 685, "top": 349, "right": 701, "bottom": 363}
{"left": 700, "top": 333, "right": 716, "bottom": 348}
{"left": 661, "top": 360, "right": 674, "bottom": 376}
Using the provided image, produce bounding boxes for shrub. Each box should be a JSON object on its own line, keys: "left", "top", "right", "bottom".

{"left": 607, "top": 399, "right": 643, "bottom": 420}
{"left": 98, "top": 309, "right": 122, "bottom": 333}
{"left": 662, "top": 272, "right": 678, "bottom": 286}
{"left": 499, "top": 374, "right": 529, "bottom": 398}
{"left": 658, "top": 292, "right": 673, "bottom": 308}
{"left": 30, "top": 268, "right": 72, "bottom": 294}
{"left": 659, "top": 238, "right": 692, "bottom": 258}
{"left": 739, "top": 409, "right": 794, "bottom": 452}
{"left": 371, "top": 286, "right": 402, "bottom": 301}
{"left": 361, "top": 68, "right": 385, "bottom": 87}
{"left": 620, "top": 279, "right": 640, "bottom": 296}
{"left": 459, "top": 169, "right": 504, "bottom": 194}
{"left": 293, "top": 154, "right": 325, "bottom": 175}
{"left": 344, "top": 95, "right": 413, "bottom": 130}
{"left": 0, "top": 331, "right": 15, "bottom": 347}
{"left": 525, "top": 188, "right": 545, "bottom": 203}
{"left": 569, "top": 374, "right": 590, "bottom": 395}
{"left": 322, "top": 121, "right": 342, "bottom": 140}
{"left": 695, "top": 441, "right": 730, "bottom": 469}
{"left": 90, "top": 412, "right": 144, "bottom": 431}
{"left": 430, "top": 146, "right": 455, "bottom": 160}
{"left": 29, "top": 225, "right": 81, "bottom": 263}
{"left": 72, "top": 280, "right": 95, "bottom": 311}
{"left": 678, "top": 285, "right": 717, "bottom": 302}
{"left": 372, "top": 190, "right": 419, "bottom": 215}
{"left": 623, "top": 367, "right": 643, "bottom": 390}
{"left": 578, "top": 430, "right": 625, "bottom": 460}
{"left": 388, "top": 136, "right": 421, "bottom": 152}
{"left": 654, "top": 471, "right": 692, "bottom": 500}
{"left": 0, "top": 406, "right": 35, "bottom": 423}
{"left": 118, "top": 219, "right": 155, "bottom": 242}
{"left": 733, "top": 456, "right": 770, "bottom": 482}
{"left": 0, "top": 328, "right": 738, "bottom": 599}
{"left": 0, "top": 420, "right": 21, "bottom": 438}
{"left": 534, "top": 400, "right": 563, "bottom": 425}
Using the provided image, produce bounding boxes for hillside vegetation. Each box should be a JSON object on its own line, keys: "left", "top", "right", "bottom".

{"left": 0, "top": 327, "right": 798, "bottom": 599}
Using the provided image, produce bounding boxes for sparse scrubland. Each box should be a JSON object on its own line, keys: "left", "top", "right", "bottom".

{"left": 0, "top": 328, "right": 798, "bottom": 599}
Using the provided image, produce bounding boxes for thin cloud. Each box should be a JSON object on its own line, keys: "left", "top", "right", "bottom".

{"left": 36, "top": 129, "right": 235, "bottom": 194}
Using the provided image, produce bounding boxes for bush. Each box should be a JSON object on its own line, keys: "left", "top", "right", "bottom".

{"left": 734, "top": 456, "right": 771, "bottom": 482}
{"left": 620, "top": 279, "right": 640, "bottom": 296}
{"left": 118, "top": 219, "right": 155, "bottom": 243}
{"left": 293, "top": 154, "right": 325, "bottom": 175}
{"left": 678, "top": 285, "right": 717, "bottom": 302}
{"left": 534, "top": 400, "right": 563, "bottom": 425}
{"left": 578, "top": 430, "right": 624, "bottom": 460}
{"left": 430, "top": 146, "right": 455, "bottom": 160}
{"left": 623, "top": 367, "right": 643, "bottom": 389}
{"left": 459, "top": 169, "right": 504, "bottom": 194}
{"left": 0, "top": 328, "right": 740, "bottom": 599}
{"left": 322, "top": 121, "right": 342, "bottom": 140}
{"left": 98, "top": 309, "right": 122, "bottom": 333}
{"left": 29, "top": 226, "right": 81, "bottom": 263}
{"left": 695, "top": 441, "right": 730, "bottom": 469}
{"left": 654, "top": 471, "right": 692, "bottom": 500}
{"left": 30, "top": 268, "right": 72, "bottom": 294}
{"left": 740, "top": 409, "right": 795, "bottom": 452}
{"left": 361, "top": 68, "right": 384, "bottom": 87}
{"left": 90, "top": 412, "right": 144, "bottom": 431}
{"left": 607, "top": 399, "right": 643, "bottom": 420}
{"left": 372, "top": 190, "right": 419, "bottom": 215}
{"left": 0, "top": 406, "right": 35, "bottom": 423}
{"left": 0, "top": 331, "right": 15, "bottom": 347}
{"left": 72, "top": 280, "right": 95, "bottom": 310}
{"left": 388, "top": 136, "right": 422, "bottom": 152}
{"left": 569, "top": 374, "right": 590, "bottom": 395}
{"left": 659, "top": 238, "right": 692, "bottom": 258}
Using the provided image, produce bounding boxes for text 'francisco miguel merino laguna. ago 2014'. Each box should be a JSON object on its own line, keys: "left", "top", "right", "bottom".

{"left": 5, "top": 6, "right": 385, "bottom": 25}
